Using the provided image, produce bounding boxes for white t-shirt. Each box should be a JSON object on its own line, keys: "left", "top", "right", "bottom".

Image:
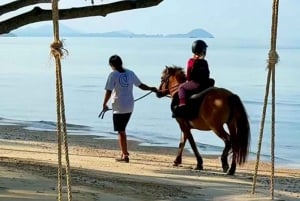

{"left": 105, "top": 69, "right": 142, "bottom": 114}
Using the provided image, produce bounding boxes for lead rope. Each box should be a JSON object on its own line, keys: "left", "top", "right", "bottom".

{"left": 99, "top": 91, "right": 154, "bottom": 119}
{"left": 251, "top": 0, "right": 279, "bottom": 199}
{"left": 50, "top": 1, "right": 73, "bottom": 201}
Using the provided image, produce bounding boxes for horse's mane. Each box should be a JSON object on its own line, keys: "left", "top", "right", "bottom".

{"left": 164, "top": 65, "right": 187, "bottom": 83}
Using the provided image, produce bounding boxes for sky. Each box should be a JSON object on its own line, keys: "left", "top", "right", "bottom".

{"left": 2, "top": 0, "right": 300, "bottom": 40}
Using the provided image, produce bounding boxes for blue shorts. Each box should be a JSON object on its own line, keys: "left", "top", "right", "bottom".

{"left": 113, "top": 113, "right": 132, "bottom": 132}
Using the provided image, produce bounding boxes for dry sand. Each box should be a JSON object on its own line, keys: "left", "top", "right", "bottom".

{"left": 0, "top": 125, "right": 299, "bottom": 201}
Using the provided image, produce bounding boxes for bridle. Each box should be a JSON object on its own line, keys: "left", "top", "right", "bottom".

{"left": 159, "top": 74, "right": 169, "bottom": 90}
{"left": 159, "top": 71, "right": 180, "bottom": 97}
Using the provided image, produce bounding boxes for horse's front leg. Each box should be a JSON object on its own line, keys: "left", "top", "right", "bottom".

{"left": 173, "top": 132, "right": 187, "bottom": 166}
{"left": 176, "top": 119, "right": 203, "bottom": 170}
{"left": 173, "top": 119, "right": 189, "bottom": 166}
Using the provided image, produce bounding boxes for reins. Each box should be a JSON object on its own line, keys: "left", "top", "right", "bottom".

{"left": 134, "top": 91, "right": 153, "bottom": 101}
{"left": 98, "top": 91, "right": 154, "bottom": 119}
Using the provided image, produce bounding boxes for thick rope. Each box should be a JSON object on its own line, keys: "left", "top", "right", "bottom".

{"left": 251, "top": 69, "right": 271, "bottom": 194}
{"left": 270, "top": 57, "right": 276, "bottom": 199}
{"left": 55, "top": 61, "right": 63, "bottom": 201}
{"left": 56, "top": 65, "right": 62, "bottom": 200}
{"left": 51, "top": 1, "right": 72, "bottom": 201}
{"left": 252, "top": 0, "right": 279, "bottom": 199}
{"left": 58, "top": 58, "right": 73, "bottom": 201}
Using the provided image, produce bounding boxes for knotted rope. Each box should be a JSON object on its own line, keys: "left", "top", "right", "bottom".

{"left": 50, "top": 40, "right": 68, "bottom": 58}
{"left": 252, "top": 0, "right": 279, "bottom": 199}
{"left": 51, "top": 1, "right": 72, "bottom": 201}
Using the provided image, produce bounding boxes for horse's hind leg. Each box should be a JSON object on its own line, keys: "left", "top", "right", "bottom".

{"left": 221, "top": 140, "right": 231, "bottom": 172}
{"left": 187, "top": 130, "right": 203, "bottom": 170}
{"left": 227, "top": 123, "right": 237, "bottom": 175}
{"left": 227, "top": 152, "right": 236, "bottom": 175}
{"left": 212, "top": 126, "right": 231, "bottom": 173}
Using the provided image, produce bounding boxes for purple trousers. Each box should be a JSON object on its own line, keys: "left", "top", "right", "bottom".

{"left": 178, "top": 81, "right": 200, "bottom": 105}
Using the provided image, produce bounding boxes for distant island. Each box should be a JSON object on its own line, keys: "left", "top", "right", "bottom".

{"left": 81, "top": 28, "right": 214, "bottom": 38}
{"left": 4, "top": 24, "right": 214, "bottom": 38}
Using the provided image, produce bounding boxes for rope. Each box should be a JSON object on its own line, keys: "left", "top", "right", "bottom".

{"left": 98, "top": 91, "right": 154, "bottom": 119}
{"left": 51, "top": 1, "right": 72, "bottom": 201}
{"left": 134, "top": 91, "right": 153, "bottom": 101}
{"left": 56, "top": 64, "right": 63, "bottom": 201}
{"left": 251, "top": 62, "right": 271, "bottom": 194}
{"left": 252, "top": 0, "right": 279, "bottom": 199}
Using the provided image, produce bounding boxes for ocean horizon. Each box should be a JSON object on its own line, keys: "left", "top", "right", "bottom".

{"left": 1, "top": 36, "right": 299, "bottom": 168}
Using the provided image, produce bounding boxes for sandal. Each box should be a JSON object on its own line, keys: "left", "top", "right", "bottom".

{"left": 115, "top": 155, "right": 129, "bottom": 163}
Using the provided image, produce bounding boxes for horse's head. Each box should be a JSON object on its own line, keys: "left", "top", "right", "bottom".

{"left": 157, "top": 65, "right": 186, "bottom": 98}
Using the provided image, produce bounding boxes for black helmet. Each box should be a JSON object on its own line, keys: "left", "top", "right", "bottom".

{"left": 192, "top": 40, "right": 208, "bottom": 54}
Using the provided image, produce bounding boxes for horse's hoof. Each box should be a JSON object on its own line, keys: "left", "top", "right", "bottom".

{"left": 194, "top": 165, "right": 203, "bottom": 170}
{"left": 173, "top": 162, "right": 180, "bottom": 167}
{"left": 173, "top": 158, "right": 182, "bottom": 166}
{"left": 222, "top": 165, "right": 229, "bottom": 173}
{"left": 227, "top": 169, "right": 235, "bottom": 176}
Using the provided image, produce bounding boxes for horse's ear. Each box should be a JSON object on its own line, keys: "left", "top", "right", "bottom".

{"left": 165, "top": 66, "right": 169, "bottom": 73}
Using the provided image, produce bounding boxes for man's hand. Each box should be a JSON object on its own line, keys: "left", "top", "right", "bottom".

{"left": 155, "top": 90, "right": 165, "bottom": 98}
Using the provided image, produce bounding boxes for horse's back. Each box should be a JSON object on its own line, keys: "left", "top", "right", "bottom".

{"left": 191, "top": 86, "right": 233, "bottom": 106}
{"left": 189, "top": 87, "right": 235, "bottom": 129}
{"left": 172, "top": 86, "right": 235, "bottom": 124}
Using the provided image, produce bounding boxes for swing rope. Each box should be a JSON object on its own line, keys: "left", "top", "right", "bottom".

{"left": 251, "top": 0, "right": 279, "bottom": 199}
{"left": 50, "top": 1, "right": 73, "bottom": 201}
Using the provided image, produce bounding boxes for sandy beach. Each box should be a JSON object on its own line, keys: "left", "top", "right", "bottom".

{"left": 0, "top": 124, "right": 299, "bottom": 201}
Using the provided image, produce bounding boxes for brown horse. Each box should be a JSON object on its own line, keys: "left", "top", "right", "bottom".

{"left": 157, "top": 66, "right": 251, "bottom": 175}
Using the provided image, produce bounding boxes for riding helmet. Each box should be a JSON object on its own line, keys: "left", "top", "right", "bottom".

{"left": 192, "top": 40, "right": 208, "bottom": 54}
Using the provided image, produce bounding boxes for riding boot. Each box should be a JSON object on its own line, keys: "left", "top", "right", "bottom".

{"left": 174, "top": 104, "right": 188, "bottom": 118}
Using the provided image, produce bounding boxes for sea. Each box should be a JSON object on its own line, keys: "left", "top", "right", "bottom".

{"left": 1, "top": 36, "right": 299, "bottom": 168}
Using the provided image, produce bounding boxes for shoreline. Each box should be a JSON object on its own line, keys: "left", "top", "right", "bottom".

{"left": 0, "top": 124, "right": 299, "bottom": 200}
{"left": 2, "top": 118, "right": 299, "bottom": 169}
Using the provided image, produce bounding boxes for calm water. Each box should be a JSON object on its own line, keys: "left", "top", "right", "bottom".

{"left": 1, "top": 36, "right": 299, "bottom": 168}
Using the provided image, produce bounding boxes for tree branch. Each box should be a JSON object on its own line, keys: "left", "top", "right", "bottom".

{"left": 0, "top": 0, "right": 50, "bottom": 15}
{"left": 0, "top": 0, "right": 163, "bottom": 34}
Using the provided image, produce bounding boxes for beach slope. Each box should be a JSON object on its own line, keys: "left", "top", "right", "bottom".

{"left": 0, "top": 125, "right": 299, "bottom": 201}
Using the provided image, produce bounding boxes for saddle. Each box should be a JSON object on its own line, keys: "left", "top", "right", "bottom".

{"left": 171, "top": 78, "right": 215, "bottom": 120}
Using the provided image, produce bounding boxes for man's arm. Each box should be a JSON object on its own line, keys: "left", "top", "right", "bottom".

{"left": 102, "top": 90, "right": 112, "bottom": 111}
{"left": 138, "top": 83, "right": 157, "bottom": 92}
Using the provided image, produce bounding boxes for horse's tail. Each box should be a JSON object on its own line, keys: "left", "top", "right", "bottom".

{"left": 228, "top": 94, "right": 251, "bottom": 165}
